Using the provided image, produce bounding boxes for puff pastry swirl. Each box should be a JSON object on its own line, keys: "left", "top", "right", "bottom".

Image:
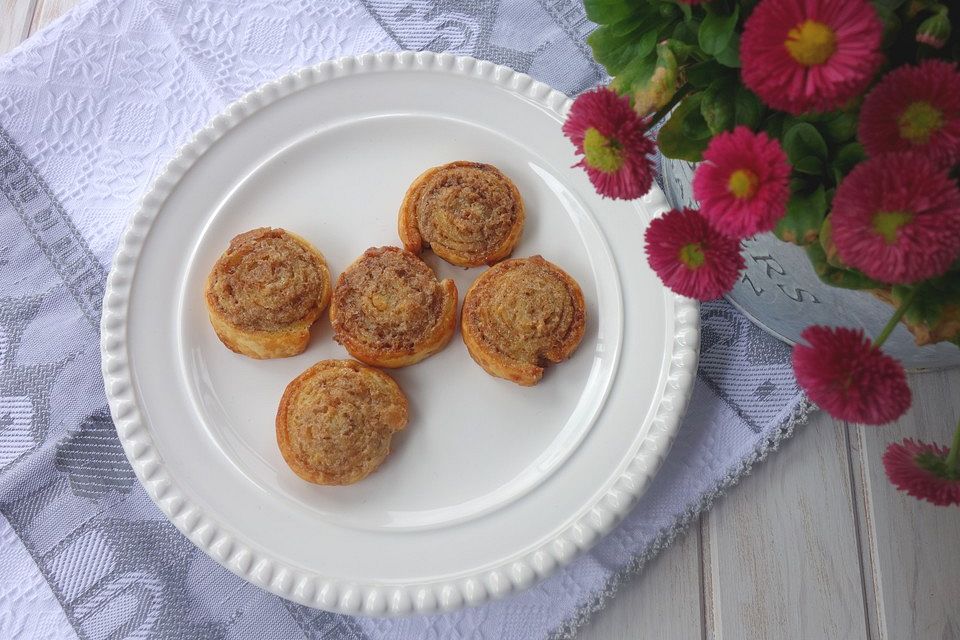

{"left": 461, "top": 255, "right": 586, "bottom": 386}
{"left": 398, "top": 161, "right": 525, "bottom": 267}
{"left": 205, "top": 227, "right": 331, "bottom": 359}
{"left": 276, "top": 359, "right": 408, "bottom": 485}
{"left": 329, "top": 246, "right": 458, "bottom": 368}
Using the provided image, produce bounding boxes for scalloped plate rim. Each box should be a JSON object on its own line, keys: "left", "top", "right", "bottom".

{"left": 99, "top": 51, "right": 701, "bottom": 616}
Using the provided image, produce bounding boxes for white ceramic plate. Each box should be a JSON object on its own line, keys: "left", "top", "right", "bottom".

{"left": 100, "top": 52, "right": 699, "bottom": 616}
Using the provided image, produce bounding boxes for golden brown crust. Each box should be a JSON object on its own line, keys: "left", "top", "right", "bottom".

{"left": 276, "top": 359, "right": 408, "bottom": 485}
{"left": 204, "top": 228, "right": 331, "bottom": 359}
{"left": 398, "top": 161, "right": 525, "bottom": 267}
{"left": 329, "top": 246, "right": 458, "bottom": 368}
{"left": 461, "top": 256, "right": 586, "bottom": 386}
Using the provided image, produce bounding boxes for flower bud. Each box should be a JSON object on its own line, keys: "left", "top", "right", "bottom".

{"left": 917, "top": 9, "right": 950, "bottom": 49}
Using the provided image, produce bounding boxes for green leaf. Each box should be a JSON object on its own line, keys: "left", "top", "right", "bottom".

{"left": 658, "top": 94, "right": 710, "bottom": 162}
{"left": 672, "top": 20, "right": 699, "bottom": 45}
{"left": 734, "top": 86, "right": 763, "bottom": 129}
{"left": 685, "top": 59, "right": 726, "bottom": 88}
{"left": 605, "top": 11, "right": 652, "bottom": 38}
{"left": 714, "top": 33, "right": 741, "bottom": 67}
{"left": 698, "top": 6, "right": 739, "bottom": 55}
{"left": 783, "top": 122, "right": 828, "bottom": 175}
{"left": 701, "top": 78, "right": 736, "bottom": 134}
{"left": 611, "top": 52, "right": 657, "bottom": 94}
{"left": 682, "top": 106, "right": 712, "bottom": 140}
{"left": 893, "top": 277, "right": 960, "bottom": 344}
{"left": 762, "top": 112, "right": 787, "bottom": 139}
{"left": 588, "top": 14, "right": 660, "bottom": 74}
{"left": 775, "top": 186, "right": 827, "bottom": 245}
{"left": 818, "top": 216, "right": 843, "bottom": 268}
{"left": 876, "top": 5, "right": 901, "bottom": 48}
{"left": 822, "top": 111, "right": 858, "bottom": 144}
{"left": 806, "top": 244, "right": 884, "bottom": 290}
{"left": 871, "top": 0, "right": 908, "bottom": 10}
{"left": 793, "top": 156, "right": 824, "bottom": 175}
{"left": 657, "top": 1, "right": 679, "bottom": 18}
{"left": 832, "top": 142, "right": 866, "bottom": 178}
{"left": 666, "top": 39, "right": 698, "bottom": 62}
{"left": 583, "top": 0, "right": 635, "bottom": 24}
{"left": 782, "top": 115, "right": 806, "bottom": 133}
{"left": 587, "top": 27, "right": 648, "bottom": 74}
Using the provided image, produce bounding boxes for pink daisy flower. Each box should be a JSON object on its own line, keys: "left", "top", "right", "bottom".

{"left": 741, "top": 0, "right": 884, "bottom": 114}
{"left": 883, "top": 439, "right": 960, "bottom": 506}
{"left": 831, "top": 153, "right": 960, "bottom": 284}
{"left": 563, "top": 86, "right": 656, "bottom": 200}
{"left": 643, "top": 208, "right": 745, "bottom": 300}
{"left": 859, "top": 60, "right": 960, "bottom": 168}
{"left": 792, "top": 326, "right": 911, "bottom": 425}
{"left": 692, "top": 127, "right": 791, "bottom": 239}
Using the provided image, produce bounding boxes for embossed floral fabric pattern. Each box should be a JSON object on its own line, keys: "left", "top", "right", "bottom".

{"left": 0, "top": 1, "right": 808, "bottom": 639}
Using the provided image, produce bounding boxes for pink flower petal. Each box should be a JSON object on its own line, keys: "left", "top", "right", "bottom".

{"left": 831, "top": 153, "right": 960, "bottom": 284}
{"left": 741, "top": 0, "right": 883, "bottom": 114}
{"left": 793, "top": 325, "right": 911, "bottom": 425}
{"left": 859, "top": 60, "right": 960, "bottom": 167}
{"left": 883, "top": 439, "right": 960, "bottom": 506}
{"left": 643, "top": 208, "right": 745, "bottom": 300}
{"left": 692, "top": 127, "right": 791, "bottom": 239}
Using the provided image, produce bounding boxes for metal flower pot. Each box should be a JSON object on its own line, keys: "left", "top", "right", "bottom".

{"left": 660, "top": 157, "right": 960, "bottom": 371}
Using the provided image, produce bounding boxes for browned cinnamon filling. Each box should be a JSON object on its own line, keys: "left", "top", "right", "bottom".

{"left": 465, "top": 257, "right": 584, "bottom": 365}
{"left": 206, "top": 228, "right": 326, "bottom": 331}
{"left": 332, "top": 247, "right": 445, "bottom": 353}
{"left": 414, "top": 163, "right": 521, "bottom": 262}
{"left": 281, "top": 361, "right": 406, "bottom": 484}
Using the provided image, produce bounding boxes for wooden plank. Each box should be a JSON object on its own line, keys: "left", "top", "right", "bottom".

{"left": 577, "top": 522, "right": 704, "bottom": 640}
{"left": 28, "top": 0, "right": 75, "bottom": 34}
{"left": 0, "top": 0, "right": 39, "bottom": 54}
{"left": 705, "top": 410, "right": 870, "bottom": 640}
{"left": 853, "top": 368, "right": 960, "bottom": 640}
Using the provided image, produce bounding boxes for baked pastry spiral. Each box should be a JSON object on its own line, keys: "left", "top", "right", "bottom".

{"left": 398, "top": 161, "right": 525, "bottom": 267}
{"left": 329, "top": 246, "right": 458, "bottom": 368}
{"left": 205, "top": 228, "right": 331, "bottom": 359}
{"left": 461, "top": 256, "right": 586, "bottom": 386}
{"left": 276, "top": 359, "right": 408, "bottom": 485}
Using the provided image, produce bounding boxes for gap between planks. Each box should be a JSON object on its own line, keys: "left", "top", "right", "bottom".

{"left": 851, "top": 369, "right": 960, "bottom": 640}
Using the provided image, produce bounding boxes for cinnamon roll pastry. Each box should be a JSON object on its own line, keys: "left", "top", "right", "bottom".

{"left": 461, "top": 256, "right": 586, "bottom": 386}
{"left": 205, "top": 228, "right": 331, "bottom": 359}
{"left": 398, "top": 161, "right": 525, "bottom": 267}
{"left": 329, "top": 246, "right": 458, "bottom": 368}
{"left": 276, "top": 359, "right": 408, "bottom": 485}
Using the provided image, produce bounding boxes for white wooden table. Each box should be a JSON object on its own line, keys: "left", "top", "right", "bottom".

{"left": 3, "top": 2, "right": 958, "bottom": 637}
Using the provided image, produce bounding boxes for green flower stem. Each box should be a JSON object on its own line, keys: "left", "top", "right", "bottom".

{"left": 873, "top": 287, "right": 920, "bottom": 349}
{"left": 650, "top": 83, "right": 693, "bottom": 128}
{"left": 946, "top": 415, "right": 960, "bottom": 473}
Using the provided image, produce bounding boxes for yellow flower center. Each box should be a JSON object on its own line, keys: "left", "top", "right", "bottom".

{"left": 785, "top": 20, "right": 837, "bottom": 66}
{"left": 898, "top": 101, "right": 944, "bottom": 144}
{"left": 678, "top": 243, "right": 706, "bottom": 269}
{"left": 727, "top": 169, "right": 760, "bottom": 199}
{"left": 872, "top": 210, "right": 914, "bottom": 244}
{"left": 583, "top": 127, "right": 624, "bottom": 173}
